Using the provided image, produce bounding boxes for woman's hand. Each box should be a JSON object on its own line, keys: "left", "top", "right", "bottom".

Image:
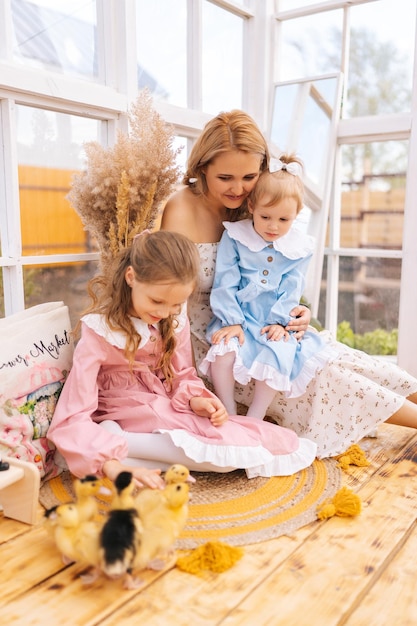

{"left": 211, "top": 324, "right": 245, "bottom": 346}
{"left": 285, "top": 304, "right": 312, "bottom": 340}
{"left": 103, "top": 459, "right": 165, "bottom": 489}
{"left": 190, "top": 395, "right": 229, "bottom": 426}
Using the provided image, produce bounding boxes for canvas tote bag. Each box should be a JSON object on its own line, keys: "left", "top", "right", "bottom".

{"left": 0, "top": 302, "right": 74, "bottom": 480}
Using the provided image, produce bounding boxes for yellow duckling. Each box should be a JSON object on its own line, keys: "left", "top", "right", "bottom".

{"left": 135, "top": 463, "right": 194, "bottom": 518}
{"left": 48, "top": 503, "right": 102, "bottom": 574}
{"left": 164, "top": 464, "right": 196, "bottom": 485}
{"left": 73, "top": 474, "right": 111, "bottom": 522}
{"left": 134, "top": 481, "right": 190, "bottom": 572}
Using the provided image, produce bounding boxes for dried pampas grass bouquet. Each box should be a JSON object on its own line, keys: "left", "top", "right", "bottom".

{"left": 67, "top": 89, "right": 182, "bottom": 273}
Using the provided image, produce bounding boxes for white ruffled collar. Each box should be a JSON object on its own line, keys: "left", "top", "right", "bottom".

{"left": 223, "top": 219, "right": 315, "bottom": 259}
{"left": 82, "top": 304, "right": 188, "bottom": 350}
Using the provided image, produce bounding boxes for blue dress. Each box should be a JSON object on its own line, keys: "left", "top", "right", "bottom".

{"left": 200, "top": 220, "right": 337, "bottom": 398}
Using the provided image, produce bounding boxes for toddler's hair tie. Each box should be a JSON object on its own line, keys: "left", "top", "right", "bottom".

{"left": 269, "top": 157, "right": 302, "bottom": 177}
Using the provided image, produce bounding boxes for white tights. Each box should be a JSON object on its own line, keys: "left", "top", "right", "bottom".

{"left": 210, "top": 353, "right": 277, "bottom": 420}
{"left": 209, "top": 351, "right": 237, "bottom": 414}
{"left": 99, "top": 420, "right": 235, "bottom": 473}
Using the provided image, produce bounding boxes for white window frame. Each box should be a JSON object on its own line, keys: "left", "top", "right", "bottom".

{"left": 1, "top": 0, "right": 417, "bottom": 376}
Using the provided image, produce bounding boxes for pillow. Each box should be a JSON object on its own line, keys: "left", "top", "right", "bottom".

{"left": 0, "top": 302, "right": 74, "bottom": 481}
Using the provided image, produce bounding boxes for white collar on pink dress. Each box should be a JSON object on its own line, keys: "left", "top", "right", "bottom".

{"left": 223, "top": 219, "right": 315, "bottom": 259}
{"left": 81, "top": 304, "right": 188, "bottom": 350}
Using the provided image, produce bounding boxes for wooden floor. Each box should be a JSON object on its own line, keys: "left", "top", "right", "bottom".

{"left": 1, "top": 422, "right": 417, "bottom": 626}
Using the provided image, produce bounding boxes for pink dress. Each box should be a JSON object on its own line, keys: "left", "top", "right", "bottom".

{"left": 47, "top": 308, "right": 316, "bottom": 478}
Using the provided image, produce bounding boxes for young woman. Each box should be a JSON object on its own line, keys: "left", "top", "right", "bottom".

{"left": 161, "top": 109, "right": 417, "bottom": 458}
{"left": 47, "top": 230, "right": 317, "bottom": 485}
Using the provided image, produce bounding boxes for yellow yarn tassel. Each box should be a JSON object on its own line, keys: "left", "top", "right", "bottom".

{"left": 176, "top": 541, "right": 243, "bottom": 576}
{"left": 316, "top": 486, "right": 362, "bottom": 520}
{"left": 336, "top": 444, "right": 370, "bottom": 470}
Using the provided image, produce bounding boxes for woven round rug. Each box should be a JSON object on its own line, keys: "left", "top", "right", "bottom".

{"left": 40, "top": 458, "right": 341, "bottom": 548}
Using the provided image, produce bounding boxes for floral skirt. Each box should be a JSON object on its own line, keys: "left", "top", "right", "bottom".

{"left": 190, "top": 297, "right": 417, "bottom": 458}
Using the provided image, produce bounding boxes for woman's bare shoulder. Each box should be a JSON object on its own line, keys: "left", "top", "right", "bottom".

{"left": 161, "top": 187, "right": 196, "bottom": 235}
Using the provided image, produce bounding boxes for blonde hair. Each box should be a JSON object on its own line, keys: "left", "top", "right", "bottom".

{"left": 85, "top": 230, "right": 199, "bottom": 384}
{"left": 249, "top": 154, "right": 304, "bottom": 213}
{"left": 184, "top": 110, "right": 269, "bottom": 221}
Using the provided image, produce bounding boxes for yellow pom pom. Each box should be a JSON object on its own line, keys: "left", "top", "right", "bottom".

{"left": 336, "top": 444, "right": 370, "bottom": 470}
{"left": 176, "top": 541, "right": 243, "bottom": 576}
{"left": 317, "top": 487, "right": 362, "bottom": 520}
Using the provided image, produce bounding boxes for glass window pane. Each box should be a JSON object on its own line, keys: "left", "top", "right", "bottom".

{"left": 16, "top": 105, "right": 100, "bottom": 258}
{"left": 271, "top": 76, "right": 340, "bottom": 193}
{"left": 11, "top": 0, "right": 98, "bottom": 80}
{"left": 279, "top": 12, "right": 342, "bottom": 81}
{"left": 24, "top": 264, "right": 96, "bottom": 329}
{"left": 346, "top": 0, "right": 415, "bottom": 116}
{"left": 319, "top": 255, "right": 401, "bottom": 355}
{"left": 15, "top": 105, "right": 101, "bottom": 324}
{"left": 320, "top": 139, "right": 407, "bottom": 352}
{"left": 341, "top": 140, "right": 407, "bottom": 251}
{"left": 202, "top": 2, "right": 243, "bottom": 113}
{"left": 337, "top": 256, "right": 401, "bottom": 339}
{"left": 136, "top": 0, "right": 187, "bottom": 106}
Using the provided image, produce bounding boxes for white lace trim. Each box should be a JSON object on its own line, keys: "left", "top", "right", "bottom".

{"left": 223, "top": 219, "right": 315, "bottom": 259}
{"left": 156, "top": 428, "right": 317, "bottom": 477}
{"left": 82, "top": 305, "right": 188, "bottom": 349}
{"left": 200, "top": 339, "right": 338, "bottom": 399}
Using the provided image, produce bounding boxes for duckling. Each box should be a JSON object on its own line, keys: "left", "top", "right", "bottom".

{"left": 164, "top": 463, "right": 196, "bottom": 485}
{"left": 96, "top": 471, "right": 145, "bottom": 589}
{"left": 135, "top": 463, "right": 194, "bottom": 518}
{"left": 98, "top": 507, "right": 144, "bottom": 590}
{"left": 134, "top": 481, "right": 190, "bottom": 572}
{"left": 73, "top": 474, "right": 112, "bottom": 522}
{"left": 49, "top": 503, "right": 102, "bottom": 572}
{"left": 110, "top": 471, "right": 137, "bottom": 510}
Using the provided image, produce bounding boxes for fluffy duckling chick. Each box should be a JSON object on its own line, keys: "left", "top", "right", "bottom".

{"left": 48, "top": 503, "right": 102, "bottom": 572}
{"left": 99, "top": 507, "right": 144, "bottom": 589}
{"left": 111, "top": 471, "right": 137, "bottom": 510}
{"left": 96, "top": 471, "right": 145, "bottom": 589}
{"left": 134, "top": 481, "right": 190, "bottom": 572}
{"left": 135, "top": 463, "right": 194, "bottom": 518}
{"left": 164, "top": 464, "right": 196, "bottom": 485}
{"left": 73, "top": 474, "right": 111, "bottom": 522}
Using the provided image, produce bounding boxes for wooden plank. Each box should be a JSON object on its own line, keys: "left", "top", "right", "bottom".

{"left": 0, "top": 423, "right": 414, "bottom": 626}
{"left": 96, "top": 429, "right": 417, "bottom": 626}
{"left": 0, "top": 558, "right": 177, "bottom": 626}
{"left": 344, "top": 521, "right": 417, "bottom": 626}
{"left": 0, "top": 527, "right": 66, "bottom": 606}
{"left": 98, "top": 533, "right": 317, "bottom": 626}
{"left": 213, "top": 433, "right": 417, "bottom": 625}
